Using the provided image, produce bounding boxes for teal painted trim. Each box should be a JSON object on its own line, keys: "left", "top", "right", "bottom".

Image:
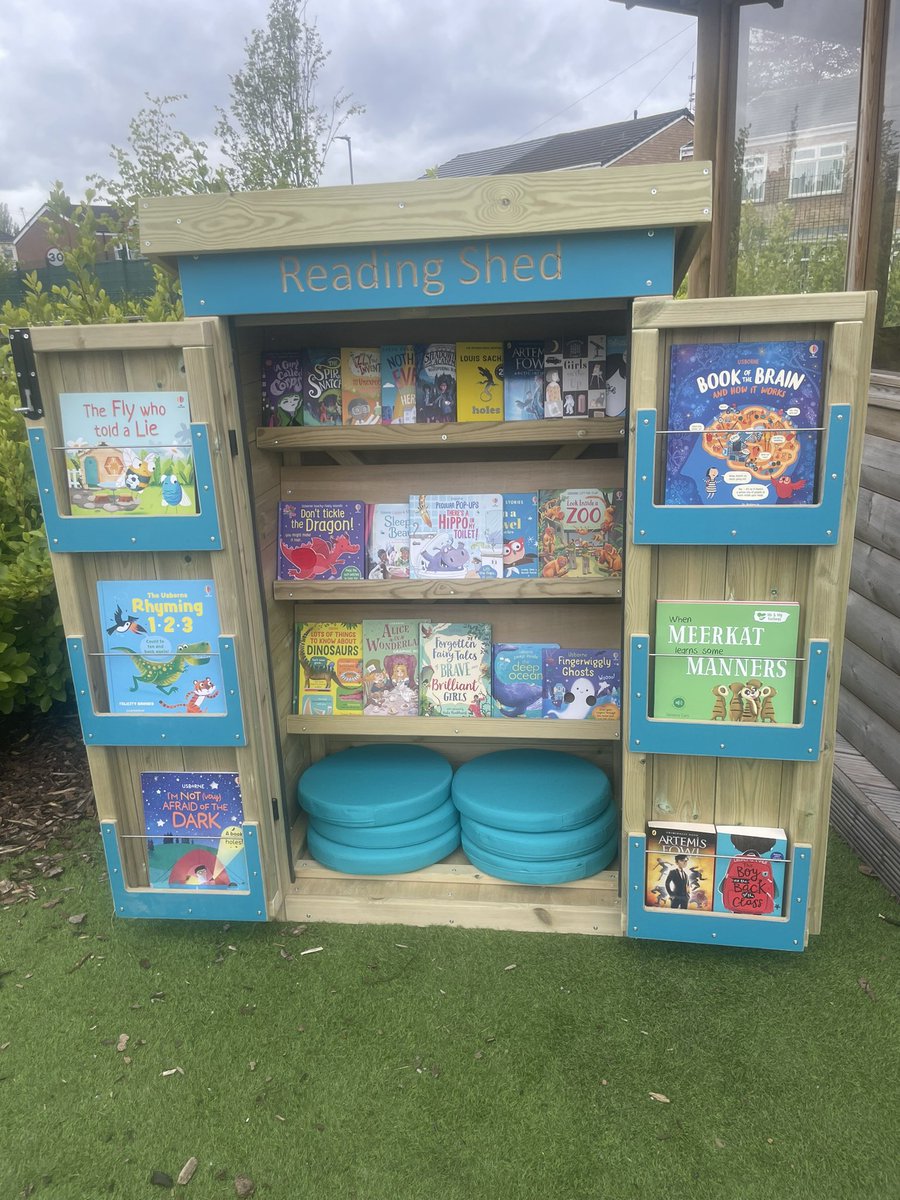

{"left": 178, "top": 228, "right": 676, "bottom": 316}
{"left": 100, "top": 821, "right": 267, "bottom": 922}
{"left": 627, "top": 635, "right": 828, "bottom": 761}
{"left": 29, "top": 423, "right": 222, "bottom": 552}
{"left": 68, "top": 636, "right": 246, "bottom": 747}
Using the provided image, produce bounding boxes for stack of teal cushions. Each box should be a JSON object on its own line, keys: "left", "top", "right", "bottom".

{"left": 452, "top": 748, "right": 617, "bottom": 884}
{"left": 298, "top": 744, "right": 458, "bottom": 874}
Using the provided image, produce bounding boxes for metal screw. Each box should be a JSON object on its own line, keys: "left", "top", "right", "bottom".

{"left": 398, "top": 202, "right": 406, "bottom": 209}
{"left": 837, "top": 413, "right": 844, "bottom": 420}
{"left": 826, "top": 530, "right": 833, "bottom": 536}
{"left": 703, "top": 207, "right": 710, "bottom": 215}
{"left": 645, "top": 279, "right": 653, "bottom": 286}
{"left": 650, "top": 188, "right": 657, "bottom": 195}
{"left": 635, "top": 739, "right": 641, "bottom": 746}
{"left": 441, "top": 434, "right": 447, "bottom": 441}
{"left": 199, "top": 299, "right": 206, "bottom": 306}
{"left": 647, "top": 230, "right": 655, "bottom": 238}
{"left": 731, "top": 530, "right": 737, "bottom": 537}
{"left": 711, "top": 931, "right": 717, "bottom": 939}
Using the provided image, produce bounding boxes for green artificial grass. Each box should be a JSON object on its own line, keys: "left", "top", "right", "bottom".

{"left": 1, "top": 827, "right": 898, "bottom": 1200}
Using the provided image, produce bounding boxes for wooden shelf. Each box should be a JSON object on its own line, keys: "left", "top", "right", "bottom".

{"left": 274, "top": 576, "right": 622, "bottom": 601}
{"left": 286, "top": 715, "right": 620, "bottom": 740}
{"left": 256, "top": 416, "right": 624, "bottom": 452}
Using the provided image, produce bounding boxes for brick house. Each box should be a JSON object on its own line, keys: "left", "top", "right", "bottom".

{"left": 12, "top": 202, "right": 130, "bottom": 271}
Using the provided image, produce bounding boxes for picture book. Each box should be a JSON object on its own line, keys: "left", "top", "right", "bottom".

{"left": 561, "top": 336, "right": 589, "bottom": 418}
{"left": 653, "top": 600, "right": 800, "bottom": 723}
{"left": 416, "top": 343, "right": 457, "bottom": 423}
{"left": 456, "top": 342, "right": 503, "bottom": 421}
{"left": 502, "top": 492, "right": 539, "bottom": 577}
{"left": 419, "top": 622, "right": 491, "bottom": 718}
{"left": 294, "top": 621, "right": 363, "bottom": 715}
{"left": 362, "top": 619, "right": 419, "bottom": 717}
{"left": 605, "top": 334, "right": 628, "bottom": 419}
{"left": 301, "top": 348, "right": 342, "bottom": 425}
{"left": 381, "top": 344, "right": 418, "bottom": 425}
{"left": 365, "top": 502, "right": 410, "bottom": 579}
{"left": 277, "top": 501, "right": 366, "bottom": 581}
{"left": 543, "top": 339, "right": 564, "bottom": 418}
{"left": 408, "top": 493, "right": 504, "bottom": 580}
{"left": 60, "top": 390, "right": 194, "bottom": 517}
{"left": 141, "top": 771, "right": 249, "bottom": 891}
{"left": 714, "top": 825, "right": 788, "bottom": 916}
{"left": 541, "top": 648, "right": 621, "bottom": 721}
{"left": 586, "top": 334, "right": 607, "bottom": 417}
{"left": 502, "top": 341, "right": 545, "bottom": 421}
{"left": 664, "top": 340, "right": 825, "bottom": 507}
{"left": 261, "top": 352, "right": 305, "bottom": 427}
{"left": 537, "top": 488, "right": 624, "bottom": 580}
{"left": 96, "top": 578, "right": 224, "bottom": 716}
{"left": 341, "top": 347, "right": 382, "bottom": 424}
{"left": 492, "top": 642, "right": 558, "bottom": 718}
{"left": 645, "top": 821, "right": 717, "bottom": 911}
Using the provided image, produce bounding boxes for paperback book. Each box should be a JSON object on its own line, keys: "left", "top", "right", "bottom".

{"left": 141, "top": 770, "right": 249, "bottom": 891}
{"left": 420, "top": 622, "right": 491, "bottom": 717}
{"left": 456, "top": 342, "right": 503, "bottom": 421}
{"left": 381, "top": 344, "right": 418, "bottom": 424}
{"left": 561, "top": 336, "right": 589, "bottom": 418}
{"left": 644, "top": 821, "right": 717, "bottom": 911}
{"left": 502, "top": 341, "right": 545, "bottom": 421}
{"left": 492, "top": 642, "right": 558, "bottom": 718}
{"left": 541, "top": 648, "right": 621, "bottom": 721}
{"left": 341, "top": 347, "right": 382, "bottom": 424}
{"left": 604, "top": 334, "right": 627, "bottom": 419}
{"left": 416, "top": 344, "right": 457, "bottom": 423}
{"left": 543, "top": 339, "right": 564, "bottom": 418}
{"left": 653, "top": 600, "right": 800, "bottom": 723}
{"left": 294, "top": 621, "right": 363, "bottom": 715}
{"left": 60, "top": 390, "right": 194, "bottom": 517}
{"left": 714, "top": 825, "right": 788, "bottom": 916}
{"left": 301, "top": 348, "right": 342, "bottom": 426}
{"left": 277, "top": 501, "right": 366, "bottom": 581}
{"left": 502, "top": 493, "right": 539, "bottom": 577}
{"left": 261, "top": 352, "right": 305, "bottom": 427}
{"left": 96, "top": 578, "right": 224, "bottom": 716}
{"left": 665, "top": 340, "right": 825, "bottom": 506}
{"left": 408, "top": 493, "right": 504, "bottom": 580}
{"left": 362, "top": 619, "right": 419, "bottom": 716}
{"left": 537, "top": 489, "right": 624, "bottom": 580}
{"left": 365, "top": 502, "right": 410, "bottom": 579}
{"left": 586, "top": 334, "right": 607, "bottom": 417}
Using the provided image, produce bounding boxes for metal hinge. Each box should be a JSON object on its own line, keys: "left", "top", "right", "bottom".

{"left": 228, "top": 429, "right": 239, "bottom": 457}
{"left": 271, "top": 797, "right": 280, "bottom": 823}
{"left": 8, "top": 328, "right": 43, "bottom": 419}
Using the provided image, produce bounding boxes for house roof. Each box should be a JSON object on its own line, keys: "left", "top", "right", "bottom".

{"left": 15, "top": 202, "right": 120, "bottom": 243}
{"left": 431, "top": 108, "right": 694, "bottom": 178}
{"left": 744, "top": 74, "right": 860, "bottom": 141}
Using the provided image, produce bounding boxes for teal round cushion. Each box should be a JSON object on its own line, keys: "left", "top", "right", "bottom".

{"left": 307, "top": 822, "right": 460, "bottom": 875}
{"left": 299, "top": 744, "right": 452, "bottom": 826}
{"left": 462, "top": 830, "right": 618, "bottom": 884}
{"left": 461, "top": 803, "right": 618, "bottom": 861}
{"left": 310, "top": 797, "right": 458, "bottom": 849}
{"left": 452, "top": 749, "right": 611, "bottom": 832}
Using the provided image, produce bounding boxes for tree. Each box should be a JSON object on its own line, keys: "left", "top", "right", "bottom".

{"left": 215, "top": 0, "right": 363, "bottom": 191}
{"left": 0, "top": 201, "right": 17, "bottom": 237}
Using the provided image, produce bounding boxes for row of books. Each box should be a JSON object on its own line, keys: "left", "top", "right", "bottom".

{"left": 261, "top": 337, "right": 628, "bottom": 428}
{"left": 645, "top": 821, "right": 789, "bottom": 917}
{"left": 277, "top": 490, "right": 625, "bottom": 583}
{"left": 294, "top": 620, "right": 621, "bottom": 721}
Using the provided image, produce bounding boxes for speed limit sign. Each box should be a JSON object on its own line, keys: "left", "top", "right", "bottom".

{"left": 46, "top": 247, "right": 65, "bottom": 267}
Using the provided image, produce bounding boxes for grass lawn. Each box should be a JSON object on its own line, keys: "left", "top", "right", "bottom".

{"left": 1, "top": 826, "right": 898, "bottom": 1200}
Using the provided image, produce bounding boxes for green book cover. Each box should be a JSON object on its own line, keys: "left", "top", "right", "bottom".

{"left": 653, "top": 600, "right": 800, "bottom": 723}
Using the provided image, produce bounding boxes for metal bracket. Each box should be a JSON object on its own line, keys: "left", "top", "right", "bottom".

{"left": 8, "top": 328, "right": 43, "bottom": 419}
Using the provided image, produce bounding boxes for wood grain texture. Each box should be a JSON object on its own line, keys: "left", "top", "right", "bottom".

{"left": 841, "top": 640, "right": 900, "bottom": 734}
{"left": 257, "top": 417, "right": 625, "bottom": 452}
{"left": 633, "top": 292, "right": 870, "bottom": 330}
{"left": 844, "top": 590, "right": 900, "bottom": 674}
{"left": 274, "top": 577, "right": 622, "bottom": 602}
{"left": 854, "top": 490, "right": 900, "bottom": 559}
{"left": 30, "top": 321, "right": 211, "bottom": 353}
{"left": 286, "top": 714, "right": 618, "bottom": 742}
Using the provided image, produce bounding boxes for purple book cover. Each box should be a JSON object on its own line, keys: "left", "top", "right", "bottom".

{"left": 277, "top": 501, "right": 365, "bottom": 581}
{"left": 542, "top": 648, "right": 621, "bottom": 721}
{"left": 301, "top": 348, "right": 342, "bottom": 426}
{"left": 261, "top": 352, "right": 304, "bottom": 427}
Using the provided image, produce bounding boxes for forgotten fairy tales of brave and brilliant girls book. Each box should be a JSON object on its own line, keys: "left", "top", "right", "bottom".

{"left": 419, "top": 623, "right": 491, "bottom": 718}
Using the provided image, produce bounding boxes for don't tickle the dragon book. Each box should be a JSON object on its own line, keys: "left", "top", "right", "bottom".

{"left": 277, "top": 501, "right": 366, "bottom": 581}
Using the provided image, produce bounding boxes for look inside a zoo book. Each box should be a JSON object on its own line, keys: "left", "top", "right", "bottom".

{"left": 141, "top": 771, "right": 248, "bottom": 890}
{"left": 60, "top": 391, "right": 195, "bottom": 516}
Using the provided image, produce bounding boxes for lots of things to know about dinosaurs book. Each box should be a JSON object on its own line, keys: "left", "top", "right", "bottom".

{"left": 294, "top": 622, "right": 363, "bottom": 715}
{"left": 340, "top": 347, "right": 382, "bottom": 424}
{"left": 653, "top": 600, "right": 800, "bottom": 723}
{"left": 664, "top": 340, "right": 825, "bottom": 507}
{"left": 644, "top": 821, "right": 717, "bottom": 912}
{"left": 419, "top": 622, "right": 491, "bottom": 718}
{"left": 261, "top": 353, "right": 304, "bottom": 427}
{"left": 277, "top": 501, "right": 366, "bottom": 581}
{"left": 502, "top": 493, "right": 539, "bottom": 578}
{"left": 541, "top": 648, "right": 621, "bottom": 721}
{"left": 365, "top": 503, "right": 410, "bottom": 579}
{"left": 380, "top": 344, "right": 418, "bottom": 424}
{"left": 96, "top": 579, "right": 225, "bottom": 716}
{"left": 502, "top": 341, "right": 545, "bottom": 421}
{"left": 301, "top": 348, "right": 342, "bottom": 426}
{"left": 60, "top": 390, "right": 195, "bottom": 517}
{"left": 141, "top": 771, "right": 248, "bottom": 891}
{"left": 537, "top": 488, "right": 624, "bottom": 580}
{"left": 714, "top": 825, "right": 788, "bottom": 917}
{"left": 408, "top": 494, "right": 504, "bottom": 580}
{"left": 415, "top": 344, "right": 457, "bottom": 423}
{"left": 455, "top": 342, "right": 503, "bottom": 421}
{"left": 362, "top": 620, "right": 420, "bottom": 716}
{"left": 491, "top": 643, "right": 558, "bottom": 718}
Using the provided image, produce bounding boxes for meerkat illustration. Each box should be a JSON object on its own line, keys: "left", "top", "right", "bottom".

{"left": 728, "top": 682, "right": 746, "bottom": 722}
{"left": 758, "top": 684, "right": 778, "bottom": 723}
{"left": 710, "top": 684, "right": 730, "bottom": 721}
{"left": 733, "top": 680, "right": 763, "bottom": 722}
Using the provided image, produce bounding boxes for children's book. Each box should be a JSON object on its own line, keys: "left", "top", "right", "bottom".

{"left": 416, "top": 344, "right": 457, "bottom": 423}
{"left": 604, "top": 334, "right": 627, "bottom": 419}
{"left": 408, "top": 494, "right": 503, "bottom": 580}
{"left": 141, "top": 770, "right": 249, "bottom": 890}
{"left": 502, "top": 493, "right": 539, "bottom": 577}
{"left": 60, "top": 390, "right": 194, "bottom": 517}
{"left": 543, "top": 339, "right": 564, "bottom": 418}
{"left": 381, "top": 344, "right": 418, "bottom": 425}
{"left": 365, "top": 503, "right": 410, "bottom": 579}
{"left": 644, "top": 821, "right": 717, "bottom": 912}
{"left": 561, "top": 336, "right": 589, "bottom": 418}
{"left": 586, "top": 334, "right": 607, "bottom": 417}
{"left": 664, "top": 340, "right": 825, "bottom": 506}
{"left": 96, "top": 578, "right": 224, "bottom": 716}
{"left": 277, "top": 501, "right": 366, "bottom": 581}
{"left": 419, "top": 622, "right": 491, "bottom": 717}
{"left": 294, "top": 622, "right": 363, "bottom": 715}
{"left": 653, "top": 600, "right": 800, "bottom": 723}
{"left": 541, "top": 648, "right": 621, "bottom": 721}
{"left": 341, "top": 347, "right": 382, "bottom": 424}
{"left": 362, "top": 619, "right": 419, "bottom": 716}
{"left": 714, "top": 825, "right": 788, "bottom": 916}
{"left": 456, "top": 342, "right": 503, "bottom": 421}
{"left": 492, "top": 643, "right": 558, "bottom": 718}
{"left": 537, "top": 489, "right": 624, "bottom": 580}
{"left": 261, "top": 353, "right": 305, "bottom": 427}
{"left": 301, "top": 348, "right": 342, "bottom": 425}
{"left": 503, "top": 341, "right": 545, "bottom": 421}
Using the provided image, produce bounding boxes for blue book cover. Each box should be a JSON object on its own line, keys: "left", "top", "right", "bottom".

{"left": 503, "top": 493, "right": 539, "bottom": 577}
{"left": 96, "top": 578, "right": 224, "bottom": 715}
{"left": 665, "top": 340, "right": 825, "bottom": 507}
{"left": 502, "top": 341, "right": 545, "bottom": 421}
{"left": 381, "top": 344, "right": 417, "bottom": 425}
{"left": 408, "top": 494, "right": 503, "bottom": 579}
{"left": 542, "top": 648, "right": 621, "bottom": 721}
{"left": 492, "top": 642, "right": 558, "bottom": 718}
{"left": 713, "top": 825, "right": 787, "bottom": 916}
{"left": 141, "top": 770, "right": 249, "bottom": 890}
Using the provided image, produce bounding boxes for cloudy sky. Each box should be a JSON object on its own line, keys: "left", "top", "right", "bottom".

{"left": 0, "top": 0, "right": 696, "bottom": 225}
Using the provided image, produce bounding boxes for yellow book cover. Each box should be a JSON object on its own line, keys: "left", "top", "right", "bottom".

{"left": 340, "top": 348, "right": 382, "bottom": 424}
{"left": 455, "top": 342, "right": 503, "bottom": 422}
{"left": 294, "top": 621, "right": 363, "bottom": 715}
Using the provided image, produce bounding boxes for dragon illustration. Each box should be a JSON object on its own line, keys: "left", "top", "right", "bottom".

{"left": 280, "top": 533, "right": 360, "bottom": 579}
{"left": 112, "top": 641, "right": 213, "bottom": 694}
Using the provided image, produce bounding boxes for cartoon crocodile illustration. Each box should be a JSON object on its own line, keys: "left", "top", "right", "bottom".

{"left": 112, "top": 641, "right": 213, "bottom": 694}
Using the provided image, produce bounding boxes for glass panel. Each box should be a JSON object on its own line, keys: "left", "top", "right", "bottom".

{"left": 873, "top": 1, "right": 900, "bottom": 370}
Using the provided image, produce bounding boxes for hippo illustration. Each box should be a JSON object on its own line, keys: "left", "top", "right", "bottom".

{"left": 419, "top": 542, "right": 471, "bottom": 572}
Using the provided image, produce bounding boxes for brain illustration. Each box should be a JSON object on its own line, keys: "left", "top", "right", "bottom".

{"left": 700, "top": 405, "right": 802, "bottom": 481}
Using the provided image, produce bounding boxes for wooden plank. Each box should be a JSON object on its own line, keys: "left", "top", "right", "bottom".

{"left": 286, "top": 714, "right": 618, "bottom": 742}
{"left": 632, "top": 292, "right": 870, "bottom": 330}
{"left": 854, "top": 489, "right": 900, "bottom": 560}
{"left": 274, "top": 577, "right": 622, "bottom": 602}
{"left": 844, "top": 590, "right": 900, "bottom": 674}
{"left": 859, "top": 434, "right": 900, "bottom": 501}
{"left": 864, "top": 402, "right": 900, "bottom": 442}
{"left": 257, "top": 418, "right": 625, "bottom": 452}
{"left": 840, "top": 641, "right": 900, "bottom": 735}
{"left": 30, "top": 321, "right": 211, "bottom": 353}
{"left": 838, "top": 688, "right": 900, "bottom": 791}
{"left": 139, "top": 161, "right": 713, "bottom": 256}
{"left": 850, "top": 540, "right": 900, "bottom": 620}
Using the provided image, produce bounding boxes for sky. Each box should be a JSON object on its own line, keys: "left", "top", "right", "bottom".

{"left": 0, "top": 0, "right": 697, "bottom": 226}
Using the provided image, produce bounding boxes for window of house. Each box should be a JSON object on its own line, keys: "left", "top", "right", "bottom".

{"left": 679, "top": 142, "right": 694, "bottom": 161}
{"left": 789, "top": 143, "right": 846, "bottom": 198}
{"left": 741, "top": 153, "right": 767, "bottom": 202}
